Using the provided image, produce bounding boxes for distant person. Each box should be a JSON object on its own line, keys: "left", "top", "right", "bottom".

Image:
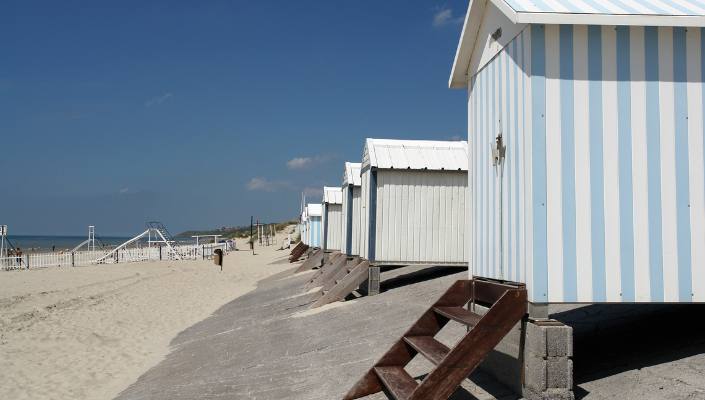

{"left": 52, "top": 245, "right": 55, "bottom": 252}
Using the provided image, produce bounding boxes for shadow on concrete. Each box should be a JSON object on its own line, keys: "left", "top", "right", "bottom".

{"left": 414, "top": 370, "right": 518, "bottom": 400}
{"left": 551, "top": 304, "right": 705, "bottom": 388}
{"left": 380, "top": 266, "right": 468, "bottom": 293}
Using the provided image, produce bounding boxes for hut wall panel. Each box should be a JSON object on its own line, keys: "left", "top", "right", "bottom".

{"left": 469, "top": 24, "right": 705, "bottom": 303}
{"left": 341, "top": 185, "right": 363, "bottom": 256}
{"left": 360, "top": 170, "right": 371, "bottom": 259}
{"left": 323, "top": 204, "right": 343, "bottom": 251}
{"left": 309, "top": 216, "right": 322, "bottom": 248}
{"left": 351, "top": 186, "right": 362, "bottom": 255}
{"left": 341, "top": 185, "right": 351, "bottom": 254}
{"left": 373, "top": 170, "right": 468, "bottom": 264}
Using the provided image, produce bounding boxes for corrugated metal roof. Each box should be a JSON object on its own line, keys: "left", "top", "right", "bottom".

{"left": 501, "top": 0, "right": 705, "bottom": 17}
{"left": 307, "top": 203, "right": 322, "bottom": 216}
{"left": 323, "top": 186, "right": 343, "bottom": 204}
{"left": 364, "top": 139, "right": 468, "bottom": 171}
{"left": 343, "top": 162, "right": 362, "bottom": 186}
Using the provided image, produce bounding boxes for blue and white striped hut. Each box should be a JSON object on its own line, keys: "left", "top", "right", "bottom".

{"left": 306, "top": 203, "right": 323, "bottom": 248}
{"left": 450, "top": 0, "right": 705, "bottom": 305}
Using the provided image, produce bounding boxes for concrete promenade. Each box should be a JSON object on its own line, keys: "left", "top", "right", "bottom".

{"left": 116, "top": 256, "right": 705, "bottom": 400}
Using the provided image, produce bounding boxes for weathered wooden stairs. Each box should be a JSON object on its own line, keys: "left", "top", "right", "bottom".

{"left": 289, "top": 242, "right": 310, "bottom": 263}
{"left": 302, "top": 253, "right": 371, "bottom": 309}
{"left": 343, "top": 278, "right": 527, "bottom": 400}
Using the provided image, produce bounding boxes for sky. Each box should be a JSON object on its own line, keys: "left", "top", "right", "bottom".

{"left": 0, "top": 0, "right": 468, "bottom": 236}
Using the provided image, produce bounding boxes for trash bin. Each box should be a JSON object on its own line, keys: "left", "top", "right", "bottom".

{"left": 213, "top": 249, "right": 223, "bottom": 268}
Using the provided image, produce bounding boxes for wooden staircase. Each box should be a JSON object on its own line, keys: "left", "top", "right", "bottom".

{"left": 289, "top": 242, "right": 309, "bottom": 263}
{"left": 309, "top": 260, "right": 370, "bottom": 308}
{"left": 343, "top": 278, "right": 527, "bottom": 400}
{"left": 305, "top": 254, "right": 352, "bottom": 290}
{"left": 294, "top": 249, "right": 326, "bottom": 273}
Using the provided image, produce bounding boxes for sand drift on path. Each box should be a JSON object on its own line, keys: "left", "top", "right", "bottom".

{"left": 0, "top": 237, "right": 293, "bottom": 400}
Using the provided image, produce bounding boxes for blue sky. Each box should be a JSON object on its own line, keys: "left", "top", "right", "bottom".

{"left": 0, "top": 0, "right": 467, "bottom": 236}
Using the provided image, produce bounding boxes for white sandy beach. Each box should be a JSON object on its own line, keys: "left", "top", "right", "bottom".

{"left": 0, "top": 234, "right": 296, "bottom": 400}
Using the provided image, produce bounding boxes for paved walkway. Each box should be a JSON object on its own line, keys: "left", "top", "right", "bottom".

{"left": 116, "top": 256, "right": 705, "bottom": 400}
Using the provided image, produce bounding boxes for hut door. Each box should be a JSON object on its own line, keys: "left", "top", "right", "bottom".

{"left": 492, "top": 132, "right": 507, "bottom": 279}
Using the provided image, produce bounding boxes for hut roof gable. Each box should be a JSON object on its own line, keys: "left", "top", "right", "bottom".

{"left": 323, "top": 187, "right": 343, "bottom": 205}
{"left": 363, "top": 138, "right": 468, "bottom": 171}
{"left": 450, "top": 0, "right": 705, "bottom": 88}
{"left": 307, "top": 203, "right": 322, "bottom": 217}
{"left": 343, "top": 162, "right": 362, "bottom": 186}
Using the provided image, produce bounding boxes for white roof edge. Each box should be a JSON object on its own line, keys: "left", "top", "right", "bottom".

{"left": 307, "top": 203, "right": 322, "bottom": 216}
{"left": 449, "top": 0, "right": 491, "bottom": 89}
{"left": 515, "top": 12, "right": 705, "bottom": 27}
{"left": 364, "top": 138, "right": 469, "bottom": 171}
{"left": 323, "top": 186, "right": 343, "bottom": 204}
{"left": 343, "top": 162, "right": 362, "bottom": 186}
{"left": 449, "top": 0, "right": 705, "bottom": 89}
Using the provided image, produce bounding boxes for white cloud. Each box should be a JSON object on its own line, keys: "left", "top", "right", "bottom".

{"left": 286, "top": 154, "right": 335, "bottom": 170}
{"left": 246, "top": 177, "right": 290, "bottom": 192}
{"left": 119, "top": 188, "right": 129, "bottom": 194}
{"left": 145, "top": 92, "right": 173, "bottom": 107}
{"left": 286, "top": 157, "right": 314, "bottom": 170}
{"left": 432, "top": 7, "right": 463, "bottom": 28}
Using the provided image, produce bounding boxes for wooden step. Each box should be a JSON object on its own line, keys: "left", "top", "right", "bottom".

{"left": 433, "top": 306, "right": 482, "bottom": 327}
{"left": 344, "top": 279, "right": 527, "bottom": 400}
{"left": 373, "top": 366, "right": 417, "bottom": 400}
{"left": 403, "top": 336, "right": 449, "bottom": 366}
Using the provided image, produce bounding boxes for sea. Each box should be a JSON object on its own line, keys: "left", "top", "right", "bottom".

{"left": 3, "top": 235, "right": 205, "bottom": 253}
{"left": 3, "top": 235, "right": 133, "bottom": 253}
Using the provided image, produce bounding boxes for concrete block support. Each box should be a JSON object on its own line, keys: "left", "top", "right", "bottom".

{"left": 474, "top": 305, "right": 574, "bottom": 400}
{"left": 367, "top": 266, "right": 380, "bottom": 296}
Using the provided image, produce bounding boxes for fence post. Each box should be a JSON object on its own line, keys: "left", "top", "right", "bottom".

{"left": 26, "top": 254, "right": 30, "bottom": 269}
{"left": 159, "top": 245, "right": 162, "bottom": 261}
{"left": 72, "top": 252, "right": 75, "bottom": 267}
{"left": 202, "top": 245, "right": 205, "bottom": 260}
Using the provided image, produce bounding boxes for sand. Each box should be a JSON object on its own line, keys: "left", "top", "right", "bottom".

{"left": 0, "top": 234, "right": 297, "bottom": 400}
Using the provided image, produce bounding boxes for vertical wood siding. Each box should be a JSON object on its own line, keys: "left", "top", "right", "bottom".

{"left": 469, "top": 24, "right": 705, "bottom": 303}
{"left": 360, "top": 169, "right": 371, "bottom": 260}
{"left": 308, "top": 216, "right": 322, "bottom": 248}
{"left": 371, "top": 170, "right": 468, "bottom": 265}
{"left": 323, "top": 204, "right": 343, "bottom": 251}
{"left": 342, "top": 185, "right": 363, "bottom": 256}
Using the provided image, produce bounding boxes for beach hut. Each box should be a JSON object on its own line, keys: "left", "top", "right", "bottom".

{"left": 299, "top": 208, "right": 308, "bottom": 246}
{"left": 360, "top": 139, "right": 469, "bottom": 271}
{"left": 306, "top": 203, "right": 323, "bottom": 248}
{"left": 341, "top": 162, "right": 362, "bottom": 256}
{"left": 322, "top": 187, "right": 343, "bottom": 252}
{"left": 449, "top": 1, "right": 705, "bottom": 307}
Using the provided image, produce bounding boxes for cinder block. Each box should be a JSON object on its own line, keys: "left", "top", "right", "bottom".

{"left": 526, "top": 320, "right": 573, "bottom": 358}
{"left": 546, "top": 357, "right": 573, "bottom": 389}
{"left": 524, "top": 354, "right": 573, "bottom": 392}
{"left": 524, "top": 353, "right": 547, "bottom": 392}
{"left": 546, "top": 324, "right": 573, "bottom": 357}
{"left": 523, "top": 387, "right": 575, "bottom": 400}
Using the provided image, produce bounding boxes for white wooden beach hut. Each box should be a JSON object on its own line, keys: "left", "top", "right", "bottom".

{"left": 306, "top": 203, "right": 323, "bottom": 248}
{"left": 360, "top": 139, "right": 469, "bottom": 268}
{"left": 322, "top": 187, "right": 343, "bottom": 252}
{"left": 341, "top": 162, "right": 363, "bottom": 256}
{"left": 300, "top": 208, "right": 308, "bottom": 246}
{"left": 450, "top": 0, "right": 705, "bottom": 307}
